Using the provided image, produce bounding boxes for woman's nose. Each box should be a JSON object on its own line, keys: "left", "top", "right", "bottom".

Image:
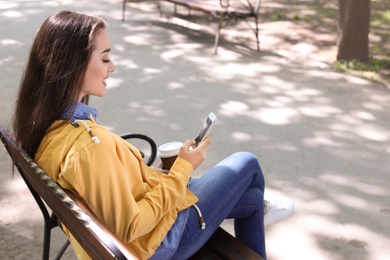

{"left": 109, "top": 61, "right": 115, "bottom": 73}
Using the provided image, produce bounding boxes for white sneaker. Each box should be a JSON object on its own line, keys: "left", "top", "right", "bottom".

{"left": 264, "top": 197, "right": 294, "bottom": 226}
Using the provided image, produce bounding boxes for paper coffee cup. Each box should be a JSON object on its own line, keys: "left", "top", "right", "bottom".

{"left": 158, "top": 141, "right": 183, "bottom": 170}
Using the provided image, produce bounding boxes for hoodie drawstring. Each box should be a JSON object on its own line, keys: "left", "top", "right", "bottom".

{"left": 71, "top": 120, "right": 205, "bottom": 229}
{"left": 193, "top": 204, "right": 206, "bottom": 230}
{"left": 71, "top": 120, "right": 100, "bottom": 144}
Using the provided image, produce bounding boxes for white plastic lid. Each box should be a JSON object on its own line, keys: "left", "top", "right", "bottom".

{"left": 158, "top": 142, "right": 183, "bottom": 158}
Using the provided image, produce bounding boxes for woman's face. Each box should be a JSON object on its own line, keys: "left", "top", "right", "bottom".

{"left": 79, "top": 29, "right": 115, "bottom": 101}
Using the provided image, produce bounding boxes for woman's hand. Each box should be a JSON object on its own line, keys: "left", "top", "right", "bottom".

{"left": 178, "top": 136, "right": 211, "bottom": 170}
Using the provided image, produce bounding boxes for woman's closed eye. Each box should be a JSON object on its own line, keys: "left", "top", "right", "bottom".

{"left": 102, "top": 59, "right": 110, "bottom": 63}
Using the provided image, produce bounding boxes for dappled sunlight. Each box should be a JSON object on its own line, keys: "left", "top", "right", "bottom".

{"left": 298, "top": 106, "right": 339, "bottom": 117}
{"left": 269, "top": 95, "right": 294, "bottom": 105}
{"left": 259, "top": 85, "right": 281, "bottom": 94}
{"left": 267, "top": 213, "right": 337, "bottom": 260}
{"left": 3, "top": 175, "right": 27, "bottom": 195}
{"left": 211, "top": 63, "right": 281, "bottom": 77}
{"left": 336, "top": 114, "right": 365, "bottom": 125}
{"left": 314, "top": 232, "right": 390, "bottom": 260}
{"left": 112, "top": 43, "right": 126, "bottom": 52}
{"left": 230, "top": 131, "right": 252, "bottom": 142}
{"left": 123, "top": 34, "right": 153, "bottom": 46}
{"left": 333, "top": 193, "right": 371, "bottom": 210}
{"left": 306, "top": 69, "right": 346, "bottom": 80}
{"left": 0, "top": 39, "right": 23, "bottom": 46}
{"left": 370, "top": 94, "right": 390, "bottom": 103}
{"left": 207, "top": 47, "right": 243, "bottom": 60}
{"left": 167, "top": 81, "right": 186, "bottom": 90}
{"left": 345, "top": 75, "right": 373, "bottom": 85}
{"left": 2, "top": 10, "right": 24, "bottom": 18}
{"left": 230, "top": 82, "right": 256, "bottom": 96}
{"left": 297, "top": 169, "right": 389, "bottom": 214}
{"left": 167, "top": 16, "right": 203, "bottom": 32}
{"left": 184, "top": 55, "right": 215, "bottom": 64}
{"left": 106, "top": 77, "right": 124, "bottom": 89}
{"left": 1, "top": 1, "right": 390, "bottom": 259}
{"left": 143, "top": 67, "right": 163, "bottom": 74}
{"left": 328, "top": 124, "right": 363, "bottom": 142}
{"left": 0, "top": 2, "right": 19, "bottom": 9}
{"left": 319, "top": 174, "right": 388, "bottom": 196}
{"left": 303, "top": 134, "right": 346, "bottom": 147}
{"left": 352, "top": 110, "right": 377, "bottom": 121}
{"left": 252, "top": 107, "right": 299, "bottom": 125}
{"left": 161, "top": 48, "right": 188, "bottom": 60}
{"left": 302, "top": 198, "right": 340, "bottom": 215}
{"left": 169, "top": 42, "right": 204, "bottom": 51}
{"left": 263, "top": 75, "right": 296, "bottom": 90}
{"left": 218, "top": 101, "right": 249, "bottom": 117}
{"left": 0, "top": 177, "right": 42, "bottom": 225}
{"left": 267, "top": 169, "right": 390, "bottom": 258}
{"left": 165, "top": 33, "right": 193, "bottom": 48}
{"left": 328, "top": 123, "right": 352, "bottom": 132}
{"left": 0, "top": 56, "right": 15, "bottom": 66}
{"left": 264, "top": 98, "right": 291, "bottom": 108}
{"left": 114, "top": 58, "right": 140, "bottom": 69}
{"left": 126, "top": 100, "right": 167, "bottom": 117}
{"left": 287, "top": 87, "right": 323, "bottom": 97}
{"left": 354, "top": 125, "right": 389, "bottom": 142}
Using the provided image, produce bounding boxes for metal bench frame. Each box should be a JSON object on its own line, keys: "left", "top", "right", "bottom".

{"left": 1, "top": 125, "right": 263, "bottom": 259}
{"left": 122, "top": 0, "right": 262, "bottom": 53}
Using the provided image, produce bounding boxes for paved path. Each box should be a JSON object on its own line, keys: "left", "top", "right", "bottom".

{"left": 1, "top": 1, "right": 389, "bottom": 259}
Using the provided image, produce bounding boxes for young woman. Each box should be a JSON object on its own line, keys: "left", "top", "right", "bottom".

{"left": 13, "top": 11, "right": 293, "bottom": 259}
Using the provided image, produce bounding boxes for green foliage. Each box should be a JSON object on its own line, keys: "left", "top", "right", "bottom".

{"left": 335, "top": 59, "right": 389, "bottom": 72}
{"left": 371, "top": 8, "right": 390, "bottom": 26}
{"left": 334, "top": 59, "right": 390, "bottom": 84}
{"left": 303, "top": 15, "right": 311, "bottom": 22}
{"left": 382, "top": 10, "right": 390, "bottom": 21}
{"left": 262, "top": 0, "right": 389, "bottom": 88}
{"left": 314, "top": 5, "right": 337, "bottom": 19}
{"left": 293, "top": 14, "right": 301, "bottom": 21}
{"left": 271, "top": 12, "right": 284, "bottom": 21}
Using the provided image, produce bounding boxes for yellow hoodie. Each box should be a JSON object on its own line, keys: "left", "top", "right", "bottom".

{"left": 35, "top": 119, "right": 198, "bottom": 259}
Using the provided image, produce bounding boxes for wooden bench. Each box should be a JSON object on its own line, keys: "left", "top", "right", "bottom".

{"left": 122, "top": 0, "right": 262, "bottom": 53}
{"left": 0, "top": 126, "right": 263, "bottom": 259}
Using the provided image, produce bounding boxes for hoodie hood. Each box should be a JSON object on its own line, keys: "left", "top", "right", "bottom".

{"left": 35, "top": 118, "right": 98, "bottom": 189}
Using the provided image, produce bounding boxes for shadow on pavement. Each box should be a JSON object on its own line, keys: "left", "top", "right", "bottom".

{"left": 1, "top": 1, "right": 389, "bottom": 259}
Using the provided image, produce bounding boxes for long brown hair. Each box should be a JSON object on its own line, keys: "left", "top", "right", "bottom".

{"left": 13, "top": 11, "right": 107, "bottom": 158}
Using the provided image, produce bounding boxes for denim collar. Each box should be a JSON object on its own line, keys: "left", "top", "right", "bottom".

{"left": 59, "top": 101, "right": 98, "bottom": 121}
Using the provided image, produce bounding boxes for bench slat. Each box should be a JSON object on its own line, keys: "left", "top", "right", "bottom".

{"left": 161, "top": 0, "right": 257, "bottom": 17}
{"left": 0, "top": 127, "right": 136, "bottom": 260}
{"left": 154, "top": 0, "right": 261, "bottom": 53}
{"left": 1, "top": 126, "right": 264, "bottom": 259}
{"left": 206, "top": 227, "right": 264, "bottom": 259}
{"left": 190, "top": 227, "right": 264, "bottom": 259}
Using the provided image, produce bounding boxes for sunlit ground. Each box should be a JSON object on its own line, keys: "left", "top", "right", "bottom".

{"left": 1, "top": 1, "right": 389, "bottom": 259}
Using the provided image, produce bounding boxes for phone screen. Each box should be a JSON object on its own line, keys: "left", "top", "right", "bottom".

{"left": 194, "top": 113, "right": 216, "bottom": 147}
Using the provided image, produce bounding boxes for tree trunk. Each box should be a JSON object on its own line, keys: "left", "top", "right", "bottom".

{"left": 337, "top": 0, "right": 370, "bottom": 63}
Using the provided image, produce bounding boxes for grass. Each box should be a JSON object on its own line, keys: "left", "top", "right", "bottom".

{"left": 261, "top": 0, "right": 390, "bottom": 88}
{"left": 334, "top": 59, "right": 390, "bottom": 86}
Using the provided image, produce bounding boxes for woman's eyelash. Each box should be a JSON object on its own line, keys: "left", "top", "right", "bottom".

{"left": 102, "top": 59, "right": 110, "bottom": 63}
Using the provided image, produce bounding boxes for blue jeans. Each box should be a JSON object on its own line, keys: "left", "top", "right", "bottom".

{"left": 171, "top": 152, "right": 267, "bottom": 259}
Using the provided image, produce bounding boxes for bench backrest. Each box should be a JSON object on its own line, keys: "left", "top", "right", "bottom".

{"left": 211, "top": 0, "right": 262, "bottom": 13}
{"left": 0, "top": 126, "right": 137, "bottom": 260}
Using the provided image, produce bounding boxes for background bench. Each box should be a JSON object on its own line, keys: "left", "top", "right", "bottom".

{"left": 122, "top": 0, "right": 262, "bottom": 53}
{"left": 1, "top": 126, "right": 263, "bottom": 259}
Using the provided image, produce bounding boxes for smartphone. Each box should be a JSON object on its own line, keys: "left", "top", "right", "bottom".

{"left": 194, "top": 112, "right": 217, "bottom": 147}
